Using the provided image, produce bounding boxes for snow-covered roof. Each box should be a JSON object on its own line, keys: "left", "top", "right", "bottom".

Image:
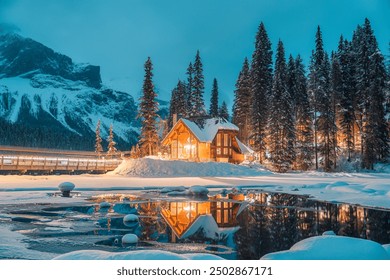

{"left": 235, "top": 137, "right": 254, "bottom": 154}
{"left": 180, "top": 118, "right": 239, "bottom": 143}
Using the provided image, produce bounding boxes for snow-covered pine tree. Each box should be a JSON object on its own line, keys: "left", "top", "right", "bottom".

{"left": 106, "top": 124, "right": 117, "bottom": 158}
{"left": 95, "top": 119, "right": 103, "bottom": 158}
{"left": 138, "top": 57, "right": 160, "bottom": 156}
{"left": 232, "top": 57, "right": 252, "bottom": 144}
{"left": 268, "top": 40, "right": 295, "bottom": 172}
{"left": 308, "top": 26, "right": 337, "bottom": 171}
{"left": 352, "top": 19, "right": 389, "bottom": 169}
{"left": 250, "top": 22, "right": 273, "bottom": 163}
{"left": 292, "top": 55, "right": 313, "bottom": 170}
{"left": 189, "top": 50, "right": 207, "bottom": 117}
{"left": 363, "top": 47, "right": 389, "bottom": 169}
{"left": 336, "top": 37, "right": 356, "bottom": 161}
{"left": 168, "top": 83, "right": 179, "bottom": 130}
{"left": 386, "top": 43, "right": 390, "bottom": 131}
{"left": 168, "top": 80, "right": 187, "bottom": 129}
{"left": 186, "top": 62, "right": 194, "bottom": 115}
{"left": 218, "top": 101, "right": 229, "bottom": 121}
{"left": 287, "top": 55, "right": 298, "bottom": 113}
{"left": 209, "top": 78, "right": 219, "bottom": 117}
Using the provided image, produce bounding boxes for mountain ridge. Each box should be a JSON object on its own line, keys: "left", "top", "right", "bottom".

{"left": 0, "top": 33, "right": 140, "bottom": 150}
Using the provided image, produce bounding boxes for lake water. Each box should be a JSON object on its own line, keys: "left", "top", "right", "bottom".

{"left": 1, "top": 189, "right": 390, "bottom": 259}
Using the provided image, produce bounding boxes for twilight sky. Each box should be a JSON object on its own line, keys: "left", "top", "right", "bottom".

{"left": 0, "top": 0, "right": 389, "bottom": 108}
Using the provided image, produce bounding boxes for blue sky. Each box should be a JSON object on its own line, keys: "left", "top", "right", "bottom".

{"left": 1, "top": 0, "right": 389, "bottom": 109}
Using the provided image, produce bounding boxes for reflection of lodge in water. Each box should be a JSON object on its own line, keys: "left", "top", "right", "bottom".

{"left": 161, "top": 194, "right": 245, "bottom": 238}
{"left": 161, "top": 192, "right": 390, "bottom": 244}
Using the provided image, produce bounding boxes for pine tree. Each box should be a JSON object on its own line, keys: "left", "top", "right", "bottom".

{"left": 250, "top": 22, "right": 273, "bottom": 162}
{"left": 186, "top": 62, "right": 194, "bottom": 114}
{"left": 308, "top": 26, "right": 337, "bottom": 171}
{"left": 168, "top": 80, "right": 187, "bottom": 129}
{"left": 95, "top": 119, "right": 103, "bottom": 158}
{"left": 138, "top": 57, "right": 159, "bottom": 156}
{"left": 233, "top": 57, "right": 252, "bottom": 144}
{"left": 106, "top": 124, "right": 117, "bottom": 158}
{"left": 350, "top": 19, "right": 389, "bottom": 169}
{"left": 363, "top": 48, "right": 389, "bottom": 168}
{"left": 293, "top": 55, "right": 313, "bottom": 170}
{"left": 218, "top": 101, "right": 229, "bottom": 120}
{"left": 130, "top": 144, "right": 141, "bottom": 159}
{"left": 209, "top": 78, "right": 219, "bottom": 117}
{"left": 336, "top": 37, "right": 356, "bottom": 161}
{"left": 189, "top": 50, "right": 206, "bottom": 117}
{"left": 268, "top": 40, "right": 295, "bottom": 172}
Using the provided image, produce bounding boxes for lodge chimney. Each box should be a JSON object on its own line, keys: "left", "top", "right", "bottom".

{"left": 173, "top": 113, "right": 178, "bottom": 125}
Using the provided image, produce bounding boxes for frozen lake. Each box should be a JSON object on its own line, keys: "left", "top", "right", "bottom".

{"left": 1, "top": 188, "right": 390, "bottom": 260}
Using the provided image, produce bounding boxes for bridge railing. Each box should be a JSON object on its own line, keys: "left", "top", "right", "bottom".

{"left": 0, "top": 155, "right": 121, "bottom": 172}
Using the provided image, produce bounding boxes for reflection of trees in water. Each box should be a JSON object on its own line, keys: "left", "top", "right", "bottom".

{"left": 137, "top": 201, "right": 166, "bottom": 241}
{"left": 235, "top": 205, "right": 270, "bottom": 259}
{"left": 366, "top": 209, "right": 390, "bottom": 244}
{"left": 234, "top": 192, "right": 390, "bottom": 259}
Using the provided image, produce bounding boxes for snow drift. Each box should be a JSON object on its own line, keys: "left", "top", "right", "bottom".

{"left": 110, "top": 158, "right": 270, "bottom": 177}
{"left": 261, "top": 235, "right": 390, "bottom": 260}
{"left": 53, "top": 249, "right": 224, "bottom": 260}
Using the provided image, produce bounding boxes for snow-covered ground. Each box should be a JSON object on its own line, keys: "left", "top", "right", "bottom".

{"left": 261, "top": 233, "right": 390, "bottom": 260}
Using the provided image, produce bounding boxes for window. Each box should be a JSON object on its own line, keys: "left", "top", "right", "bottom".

{"left": 215, "top": 132, "right": 233, "bottom": 157}
{"left": 224, "top": 134, "right": 229, "bottom": 146}
{"left": 217, "top": 134, "right": 221, "bottom": 146}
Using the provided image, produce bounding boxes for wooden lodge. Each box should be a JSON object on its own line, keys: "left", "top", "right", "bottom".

{"left": 162, "top": 117, "right": 253, "bottom": 163}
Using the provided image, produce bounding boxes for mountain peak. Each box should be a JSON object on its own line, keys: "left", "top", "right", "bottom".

{"left": 0, "top": 33, "right": 102, "bottom": 88}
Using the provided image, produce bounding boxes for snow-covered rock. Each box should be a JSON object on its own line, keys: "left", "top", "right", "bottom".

{"left": 322, "top": 230, "right": 336, "bottom": 236}
{"left": 189, "top": 186, "right": 209, "bottom": 196}
{"left": 110, "top": 158, "right": 270, "bottom": 177}
{"left": 58, "top": 182, "right": 75, "bottom": 192}
{"left": 122, "top": 234, "right": 138, "bottom": 245}
{"left": 53, "top": 249, "right": 223, "bottom": 260}
{"left": 99, "top": 201, "right": 111, "bottom": 208}
{"left": 123, "top": 214, "right": 139, "bottom": 228}
{"left": 160, "top": 186, "right": 187, "bottom": 193}
{"left": 261, "top": 235, "right": 390, "bottom": 260}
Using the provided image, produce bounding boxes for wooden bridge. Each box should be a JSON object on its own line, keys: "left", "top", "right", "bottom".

{"left": 0, "top": 145, "right": 123, "bottom": 174}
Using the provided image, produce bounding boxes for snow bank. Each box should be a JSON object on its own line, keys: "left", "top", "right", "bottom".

{"left": 383, "top": 244, "right": 390, "bottom": 256}
{"left": 0, "top": 225, "right": 57, "bottom": 259}
{"left": 53, "top": 249, "right": 224, "bottom": 260}
{"left": 261, "top": 235, "right": 390, "bottom": 260}
{"left": 110, "top": 158, "right": 270, "bottom": 177}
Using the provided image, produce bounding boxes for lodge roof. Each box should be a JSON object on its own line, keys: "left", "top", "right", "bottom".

{"left": 180, "top": 117, "right": 239, "bottom": 143}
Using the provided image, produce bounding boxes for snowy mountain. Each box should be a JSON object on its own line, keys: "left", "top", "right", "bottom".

{"left": 0, "top": 33, "right": 140, "bottom": 150}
